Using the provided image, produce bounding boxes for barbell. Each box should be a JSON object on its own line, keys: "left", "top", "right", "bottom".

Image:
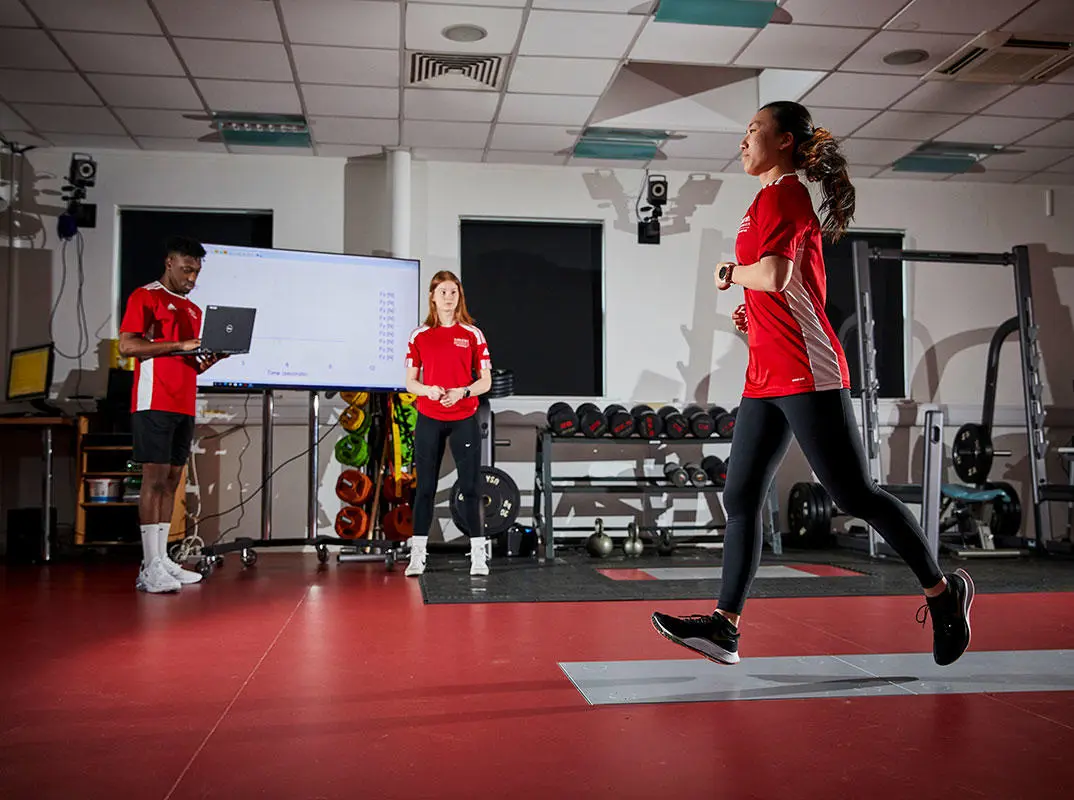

{"left": 449, "top": 466, "right": 522, "bottom": 537}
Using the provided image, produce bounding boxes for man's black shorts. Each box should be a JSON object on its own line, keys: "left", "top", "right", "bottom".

{"left": 131, "top": 410, "right": 194, "bottom": 466}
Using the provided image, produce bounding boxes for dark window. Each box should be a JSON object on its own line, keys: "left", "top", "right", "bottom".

{"left": 459, "top": 220, "right": 603, "bottom": 396}
{"left": 118, "top": 209, "right": 273, "bottom": 320}
{"left": 822, "top": 231, "right": 906, "bottom": 398}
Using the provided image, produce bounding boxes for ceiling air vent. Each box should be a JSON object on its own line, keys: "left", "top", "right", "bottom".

{"left": 924, "top": 31, "right": 1074, "bottom": 84}
{"left": 408, "top": 52, "right": 504, "bottom": 90}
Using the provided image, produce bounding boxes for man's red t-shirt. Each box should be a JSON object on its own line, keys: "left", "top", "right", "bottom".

{"left": 405, "top": 323, "right": 492, "bottom": 421}
{"left": 734, "top": 173, "right": 850, "bottom": 398}
{"left": 119, "top": 281, "right": 202, "bottom": 416}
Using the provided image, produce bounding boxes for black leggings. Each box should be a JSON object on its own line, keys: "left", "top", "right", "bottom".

{"left": 719, "top": 388, "right": 944, "bottom": 614}
{"left": 412, "top": 412, "right": 483, "bottom": 539}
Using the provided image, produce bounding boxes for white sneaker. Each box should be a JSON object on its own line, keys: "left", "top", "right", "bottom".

{"left": 469, "top": 537, "right": 489, "bottom": 577}
{"left": 161, "top": 556, "right": 203, "bottom": 585}
{"left": 405, "top": 536, "right": 427, "bottom": 577}
{"left": 136, "top": 557, "right": 181, "bottom": 594}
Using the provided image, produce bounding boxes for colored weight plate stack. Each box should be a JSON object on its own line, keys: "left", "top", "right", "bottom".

{"left": 334, "top": 390, "right": 374, "bottom": 538}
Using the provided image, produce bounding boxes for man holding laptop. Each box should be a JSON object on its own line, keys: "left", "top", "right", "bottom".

{"left": 118, "top": 235, "right": 251, "bottom": 593}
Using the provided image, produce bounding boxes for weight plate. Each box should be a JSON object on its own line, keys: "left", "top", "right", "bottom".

{"left": 984, "top": 480, "right": 1022, "bottom": 539}
{"left": 449, "top": 466, "right": 521, "bottom": 536}
{"left": 952, "top": 422, "right": 994, "bottom": 484}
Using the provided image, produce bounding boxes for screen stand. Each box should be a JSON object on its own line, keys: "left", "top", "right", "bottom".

{"left": 261, "top": 389, "right": 273, "bottom": 541}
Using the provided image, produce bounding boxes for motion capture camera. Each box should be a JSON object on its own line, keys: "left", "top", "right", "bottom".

{"left": 646, "top": 174, "right": 668, "bottom": 206}
{"left": 68, "top": 152, "right": 97, "bottom": 188}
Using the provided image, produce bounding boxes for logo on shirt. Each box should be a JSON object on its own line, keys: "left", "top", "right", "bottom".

{"left": 167, "top": 303, "right": 177, "bottom": 312}
{"left": 738, "top": 215, "right": 751, "bottom": 235}
{"left": 454, "top": 338, "right": 469, "bottom": 348}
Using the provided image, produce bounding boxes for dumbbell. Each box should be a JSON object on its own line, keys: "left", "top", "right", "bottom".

{"left": 547, "top": 402, "right": 579, "bottom": 436}
{"left": 604, "top": 404, "right": 635, "bottom": 438}
{"left": 711, "top": 406, "right": 737, "bottom": 439}
{"left": 658, "top": 406, "right": 689, "bottom": 439}
{"left": 576, "top": 402, "right": 607, "bottom": 438}
{"left": 682, "top": 462, "right": 707, "bottom": 487}
{"left": 663, "top": 462, "right": 689, "bottom": 487}
{"left": 682, "top": 404, "right": 715, "bottom": 438}
{"left": 631, "top": 405, "right": 664, "bottom": 439}
{"left": 701, "top": 455, "right": 727, "bottom": 487}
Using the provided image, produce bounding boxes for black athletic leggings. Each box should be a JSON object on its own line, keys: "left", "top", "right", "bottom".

{"left": 412, "top": 411, "right": 483, "bottom": 539}
{"left": 719, "top": 388, "right": 944, "bottom": 614}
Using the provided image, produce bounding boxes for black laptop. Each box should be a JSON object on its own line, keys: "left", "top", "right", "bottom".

{"left": 192, "top": 305, "right": 256, "bottom": 355}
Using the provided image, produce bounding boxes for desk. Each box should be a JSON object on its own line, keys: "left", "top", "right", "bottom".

{"left": 0, "top": 416, "right": 74, "bottom": 562}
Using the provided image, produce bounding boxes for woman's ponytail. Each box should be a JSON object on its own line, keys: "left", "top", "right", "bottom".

{"left": 797, "top": 127, "right": 855, "bottom": 242}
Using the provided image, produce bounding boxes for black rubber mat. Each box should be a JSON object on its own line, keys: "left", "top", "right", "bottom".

{"left": 419, "top": 547, "right": 1074, "bottom": 605}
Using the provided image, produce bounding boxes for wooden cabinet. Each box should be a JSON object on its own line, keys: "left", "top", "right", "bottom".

{"left": 74, "top": 414, "right": 186, "bottom": 547}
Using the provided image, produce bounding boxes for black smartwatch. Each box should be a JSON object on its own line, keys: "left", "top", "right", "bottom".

{"left": 464, "top": 387, "right": 472, "bottom": 398}
{"left": 719, "top": 263, "right": 736, "bottom": 284}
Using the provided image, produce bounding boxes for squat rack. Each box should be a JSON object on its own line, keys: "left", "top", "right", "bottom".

{"left": 852, "top": 241, "right": 1074, "bottom": 554}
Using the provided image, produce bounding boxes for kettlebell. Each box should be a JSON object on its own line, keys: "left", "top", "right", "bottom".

{"left": 623, "top": 521, "right": 644, "bottom": 557}
{"left": 586, "top": 518, "right": 614, "bottom": 558}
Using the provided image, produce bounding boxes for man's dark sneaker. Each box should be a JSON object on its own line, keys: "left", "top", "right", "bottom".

{"left": 651, "top": 611, "right": 740, "bottom": 664}
{"left": 917, "top": 568, "right": 975, "bottom": 666}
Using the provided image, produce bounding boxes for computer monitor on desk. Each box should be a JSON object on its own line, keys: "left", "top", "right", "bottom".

{"left": 6, "top": 343, "right": 55, "bottom": 404}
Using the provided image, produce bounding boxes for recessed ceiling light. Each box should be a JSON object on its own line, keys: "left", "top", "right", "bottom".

{"left": 883, "top": 49, "right": 930, "bottom": 66}
{"left": 442, "top": 24, "right": 487, "bottom": 43}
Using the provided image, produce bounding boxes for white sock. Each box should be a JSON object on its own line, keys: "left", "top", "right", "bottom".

{"left": 140, "top": 524, "right": 160, "bottom": 565}
{"left": 155, "top": 523, "right": 172, "bottom": 563}
{"left": 410, "top": 535, "right": 428, "bottom": 549}
{"left": 470, "top": 537, "right": 487, "bottom": 554}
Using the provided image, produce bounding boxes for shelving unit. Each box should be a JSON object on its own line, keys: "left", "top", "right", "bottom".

{"left": 532, "top": 428, "right": 782, "bottom": 561}
{"left": 74, "top": 414, "right": 185, "bottom": 548}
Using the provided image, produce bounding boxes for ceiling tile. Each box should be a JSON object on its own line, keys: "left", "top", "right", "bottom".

{"left": 314, "top": 144, "right": 383, "bottom": 157}
{"left": 175, "top": 39, "right": 294, "bottom": 81}
{"left": 498, "top": 93, "right": 597, "bottom": 126}
{"left": 89, "top": 75, "right": 202, "bottom": 110}
{"left": 402, "top": 120, "right": 490, "bottom": 148}
{"left": 13, "top": 103, "right": 125, "bottom": 134}
{"left": 292, "top": 46, "right": 399, "bottom": 87}
{"left": 979, "top": 147, "right": 1074, "bottom": 172}
{"left": 55, "top": 32, "right": 185, "bottom": 75}
{"left": 137, "top": 136, "right": 227, "bottom": 152}
{"left": 629, "top": 19, "right": 756, "bottom": 65}
{"left": 198, "top": 80, "right": 302, "bottom": 114}
{"left": 886, "top": 0, "right": 1032, "bottom": 35}
{"left": 280, "top": 0, "right": 400, "bottom": 48}
{"left": 308, "top": 116, "right": 399, "bottom": 145}
{"left": 1050, "top": 155, "right": 1074, "bottom": 173}
{"left": 980, "top": 83, "right": 1074, "bottom": 119}
{"left": 0, "top": 29, "right": 71, "bottom": 70}
{"left": 838, "top": 31, "right": 971, "bottom": 76}
{"left": 1017, "top": 121, "right": 1074, "bottom": 147}
{"left": 519, "top": 10, "right": 644, "bottom": 58}
{"left": 154, "top": 0, "right": 283, "bottom": 42}
{"left": 1020, "top": 172, "right": 1074, "bottom": 186}
{"left": 406, "top": 4, "right": 523, "bottom": 54}
{"left": 0, "top": 70, "right": 100, "bottom": 105}
{"left": 1002, "top": 0, "right": 1074, "bottom": 38}
{"left": 853, "top": 110, "right": 967, "bottom": 141}
{"left": 0, "top": 101, "right": 29, "bottom": 129}
{"left": 418, "top": 0, "right": 526, "bottom": 5}
{"left": 508, "top": 57, "right": 618, "bottom": 96}
{"left": 113, "top": 108, "right": 211, "bottom": 137}
{"left": 0, "top": 130, "right": 51, "bottom": 146}
{"left": 404, "top": 88, "right": 499, "bottom": 122}
{"left": 0, "top": 0, "right": 37, "bottom": 27}
{"left": 412, "top": 147, "right": 485, "bottom": 162}
{"left": 485, "top": 150, "right": 564, "bottom": 165}
{"left": 801, "top": 72, "right": 920, "bottom": 109}
{"left": 654, "top": 156, "right": 733, "bottom": 172}
{"left": 303, "top": 85, "right": 399, "bottom": 118}
{"left": 534, "top": 0, "right": 643, "bottom": 9}
{"left": 837, "top": 137, "right": 917, "bottom": 165}
{"left": 807, "top": 106, "right": 877, "bottom": 137}
{"left": 938, "top": 115, "right": 1053, "bottom": 146}
{"left": 661, "top": 131, "right": 743, "bottom": 159}
{"left": 779, "top": 0, "right": 909, "bottom": 28}
{"left": 490, "top": 122, "right": 576, "bottom": 151}
{"left": 43, "top": 132, "right": 138, "bottom": 148}
{"left": 735, "top": 24, "right": 873, "bottom": 71}
{"left": 893, "top": 82, "right": 1017, "bottom": 114}
{"left": 945, "top": 170, "right": 1035, "bottom": 184}
{"left": 24, "top": 0, "right": 161, "bottom": 34}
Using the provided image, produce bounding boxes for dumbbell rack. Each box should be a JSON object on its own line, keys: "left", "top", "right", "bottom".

{"left": 532, "top": 428, "right": 781, "bottom": 562}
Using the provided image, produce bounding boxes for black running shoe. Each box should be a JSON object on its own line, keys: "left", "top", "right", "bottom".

{"left": 917, "top": 568, "right": 975, "bottom": 666}
{"left": 651, "top": 611, "right": 740, "bottom": 664}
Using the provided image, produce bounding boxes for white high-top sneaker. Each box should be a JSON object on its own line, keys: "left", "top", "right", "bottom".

{"left": 469, "top": 537, "right": 489, "bottom": 577}
{"left": 405, "top": 535, "right": 428, "bottom": 577}
{"left": 160, "top": 556, "right": 203, "bottom": 585}
{"left": 136, "top": 557, "right": 181, "bottom": 593}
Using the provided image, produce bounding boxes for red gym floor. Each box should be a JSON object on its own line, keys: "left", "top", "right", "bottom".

{"left": 1, "top": 554, "right": 1072, "bottom": 800}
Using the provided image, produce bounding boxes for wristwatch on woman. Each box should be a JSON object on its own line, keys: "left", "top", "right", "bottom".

{"left": 464, "top": 387, "right": 472, "bottom": 398}
{"left": 719, "top": 263, "right": 736, "bottom": 285}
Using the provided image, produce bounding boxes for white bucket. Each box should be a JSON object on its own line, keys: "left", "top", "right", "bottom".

{"left": 86, "top": 478, "right": 123, "bottom": 503}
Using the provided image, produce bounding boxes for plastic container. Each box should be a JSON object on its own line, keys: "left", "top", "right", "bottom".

{"left": 86, "top": 478, "right": 123, "bottom": 503}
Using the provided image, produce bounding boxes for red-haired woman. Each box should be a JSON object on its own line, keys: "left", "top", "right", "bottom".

{"left": 403, "top": 270, "right": 493, "bottom": 576}
{"left": 652, "top": 101, "right": 974, "bottom": 667}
